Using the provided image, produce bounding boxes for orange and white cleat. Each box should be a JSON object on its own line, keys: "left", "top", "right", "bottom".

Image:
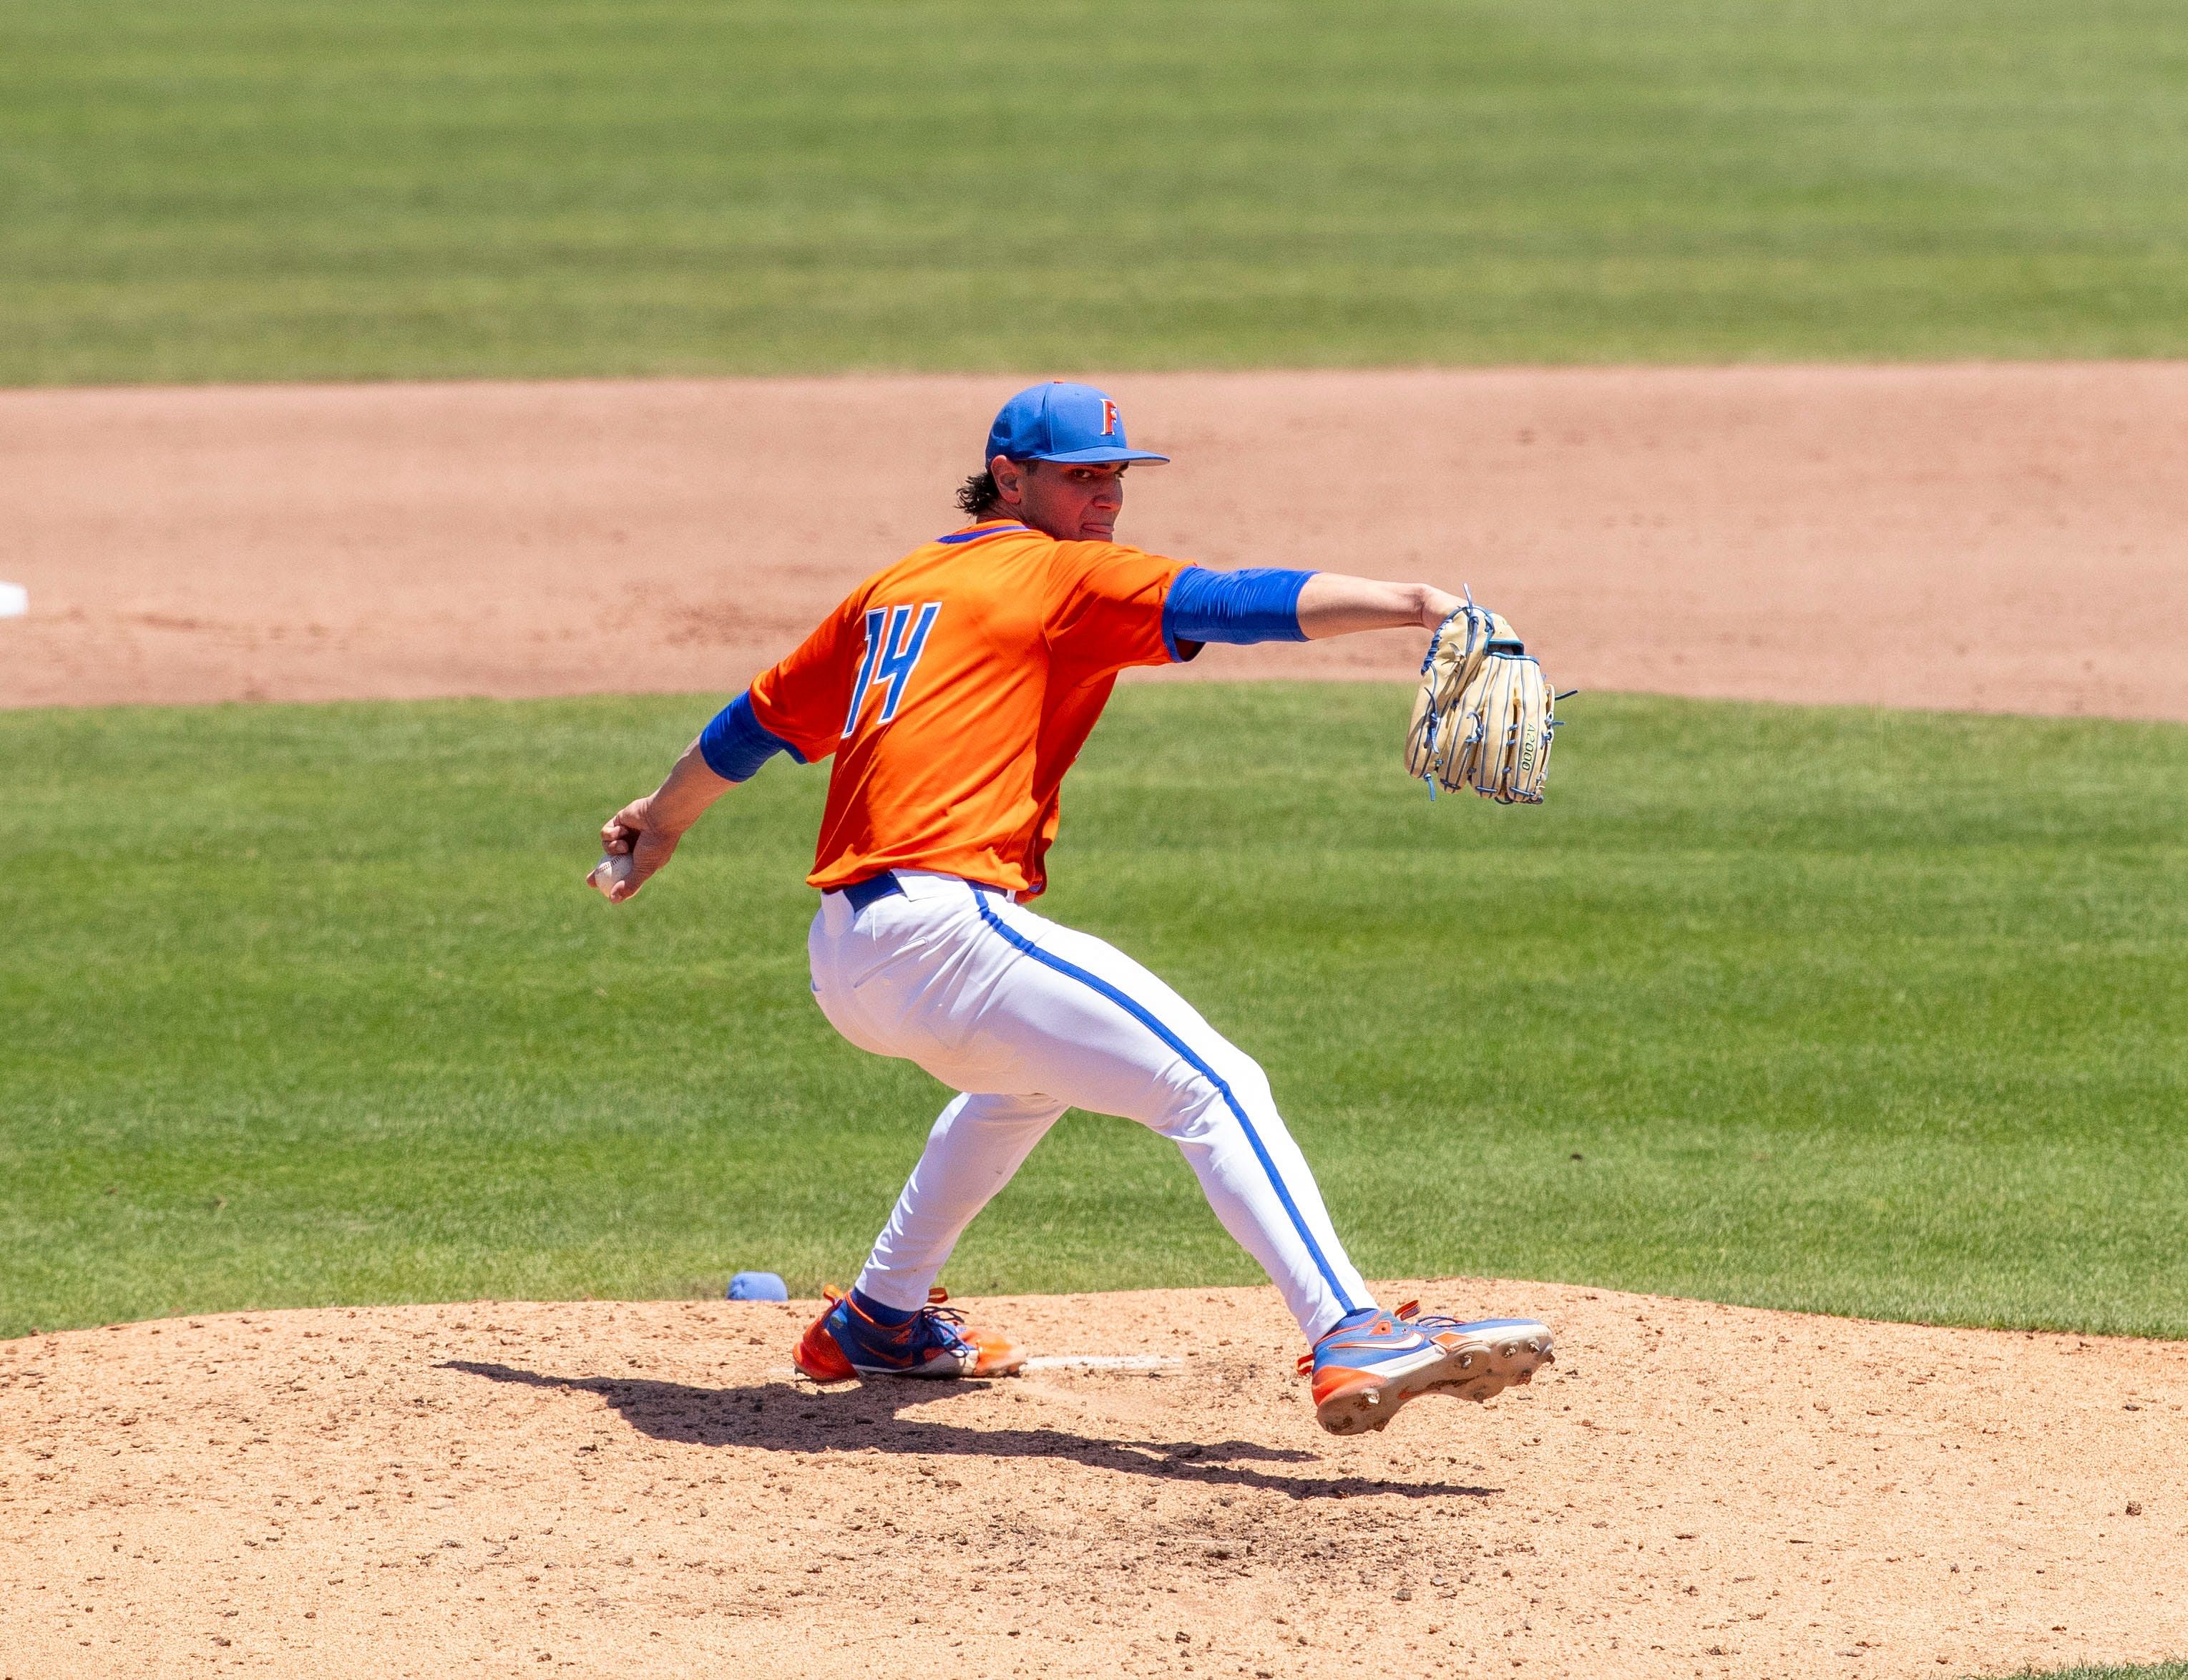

{"left": 1300, "top": 1302, "right": 1553, "bottom": 1435}
{"left": 793, "top": 1286, "right": 1026, "bottom": 1382}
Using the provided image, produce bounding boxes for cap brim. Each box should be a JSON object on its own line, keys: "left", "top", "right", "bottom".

{"left": 1027, "top": 446, "right": 1171, "bottom": 464}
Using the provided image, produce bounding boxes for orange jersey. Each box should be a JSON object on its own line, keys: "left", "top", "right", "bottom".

{"left": 747, "top": 520, "right": 1191, "bottom": 897}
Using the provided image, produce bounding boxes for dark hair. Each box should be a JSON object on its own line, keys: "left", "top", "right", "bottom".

{"left": 956, "top": 467, "right": 1004, "bottom": 518}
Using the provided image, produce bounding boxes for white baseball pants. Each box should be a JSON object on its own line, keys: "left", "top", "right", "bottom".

{"left": 806, "top": 869, "right": 1374, "bottom": 1341}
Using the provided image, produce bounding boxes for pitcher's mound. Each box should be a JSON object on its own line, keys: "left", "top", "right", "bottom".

{"left": 4, "top": 1281, "right": 2182, "bottom": 1679}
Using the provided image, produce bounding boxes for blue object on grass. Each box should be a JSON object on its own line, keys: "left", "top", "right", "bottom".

{"left": 726, "top": 1270, "right": 789, "bottom": 1301}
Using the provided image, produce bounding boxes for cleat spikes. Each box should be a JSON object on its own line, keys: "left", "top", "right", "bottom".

{"left": 1305, "top": 1314, "right": 1553, "bottom": 1435}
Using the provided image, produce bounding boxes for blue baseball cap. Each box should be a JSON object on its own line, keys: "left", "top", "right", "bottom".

{"left": 986, "top": 381, "right": 1170, "bottom": 465}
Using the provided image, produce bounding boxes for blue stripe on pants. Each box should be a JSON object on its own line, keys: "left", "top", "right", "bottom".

{"left": 970, "top": 889, "right": 1358, "bottom": 1315}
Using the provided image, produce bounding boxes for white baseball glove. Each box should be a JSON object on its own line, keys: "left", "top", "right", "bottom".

{"left": 1405, "top": 597, "right": 1560, "bottom": 804}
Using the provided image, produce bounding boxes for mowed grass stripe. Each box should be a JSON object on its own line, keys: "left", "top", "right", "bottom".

{"left": 1, "top": 686, "right": 2183, "bottom": 1339}
{"left": 5, "top": 0, "right": 2188, "bottom": 383}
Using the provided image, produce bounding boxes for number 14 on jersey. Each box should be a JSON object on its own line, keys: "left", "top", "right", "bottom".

{"left": 842, "top": 602, "right": 942, "bottom": 738}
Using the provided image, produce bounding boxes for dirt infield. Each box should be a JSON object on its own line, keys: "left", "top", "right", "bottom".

{"left": 4, "top": 1281, "right": 2182, "bottom": 1680}
{"left": 4, "top": 363, "right": 2187, "bottom": 717}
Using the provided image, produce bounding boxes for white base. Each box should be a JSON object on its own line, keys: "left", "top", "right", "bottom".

{"left": 0, "top": 582, "right": 24, "bottom": 619}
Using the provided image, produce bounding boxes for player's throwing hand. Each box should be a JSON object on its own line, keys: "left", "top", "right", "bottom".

{"left": 590, "top": 793, "right": 682, "bottom": 902}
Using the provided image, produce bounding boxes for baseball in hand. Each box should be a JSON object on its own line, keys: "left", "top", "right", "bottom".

{"left": 588, "top": 853, "right": 635, "bottom": 901}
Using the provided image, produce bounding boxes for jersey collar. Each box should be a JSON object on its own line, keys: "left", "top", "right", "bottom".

{"left": 935, "top": 521, "right": 1031, "bottom": 546}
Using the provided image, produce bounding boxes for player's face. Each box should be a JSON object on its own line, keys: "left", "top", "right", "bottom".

{"left": 996, "top": 459, "right": 1128, "bottom": 543}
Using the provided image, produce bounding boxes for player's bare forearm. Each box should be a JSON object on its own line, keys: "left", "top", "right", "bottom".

{"left": 594, "top": 738, "right": 732, "bottom": 902}
{"left": 640, "top": 737, "right": 734, "bottom": 837}
{"left": 1295, "top": 575, "right": 1465, "bottom": 640}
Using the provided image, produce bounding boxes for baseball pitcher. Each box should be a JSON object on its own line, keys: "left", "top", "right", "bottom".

{"left": 595, "top": 382, "right": 1554, "bottom": 1435}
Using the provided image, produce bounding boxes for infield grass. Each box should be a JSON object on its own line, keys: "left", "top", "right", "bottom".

{"left": 4, "top": 686, "right": 2184, "bottom": 1339}
{"left": 6, "top": 0, "right": 2188, "bottom": 384}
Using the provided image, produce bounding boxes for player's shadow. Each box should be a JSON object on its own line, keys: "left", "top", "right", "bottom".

{"left": 442, "top": 1361, "right": 1493, "bottom": 1503}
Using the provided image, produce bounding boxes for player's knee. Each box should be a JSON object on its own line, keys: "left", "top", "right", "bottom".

{"left": 935, "top": 1090, "right": 1064, "bottom": 1142}
{"left": 1197, "top": 1040, "right": 1274, "bottom": 1110}
{"left": 1227, "top": 1054, "right": 1276, "bottom": 1110}
{"left": 1151, "top": 1050, "right": 1272, "bottom": 1143}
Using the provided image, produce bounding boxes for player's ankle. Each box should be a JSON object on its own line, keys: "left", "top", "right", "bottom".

{"left": 849, "top": 1286, "right": 919, "bottom": 1329}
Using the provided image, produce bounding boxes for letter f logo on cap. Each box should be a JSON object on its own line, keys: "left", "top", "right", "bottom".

{"left": 985, "top": 382, "right": 1171, "bottom": 466}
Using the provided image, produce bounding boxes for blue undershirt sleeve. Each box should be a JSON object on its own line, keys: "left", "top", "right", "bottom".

{"left": 1160, "top": 566, "right": 1317, "bottom": 662}
{"left": 697, "top": 690, "right": 806, "bottom": 782}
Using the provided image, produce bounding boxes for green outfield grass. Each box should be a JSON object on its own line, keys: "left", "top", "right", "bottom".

{"left": 5, "top": 0, "right": 2188, "bottom": 384}
{"left": 3, "top": 685, "right": 2183, "bottom": 1340}
{"left": 2008, "top": 1668, "right": 2188, "bottom": 1680}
